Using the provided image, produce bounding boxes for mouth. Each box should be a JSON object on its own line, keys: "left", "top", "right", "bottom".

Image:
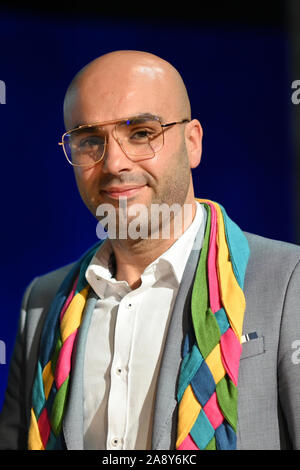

{"left": 101, "top": 185, "right": 146, "bottom": 199}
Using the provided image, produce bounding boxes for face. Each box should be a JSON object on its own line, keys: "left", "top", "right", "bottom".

{"left": 64, "top": 57, "right": 202, "bottom": 236}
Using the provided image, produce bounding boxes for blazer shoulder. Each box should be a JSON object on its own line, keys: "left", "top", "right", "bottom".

{"left": 27, "top": 262, "right": 76, "bottom": 310}
{"left": 243, "top": 231, "right": 300, "bottom": 292}
{"left": 244, "top": 231, "right": 300, "bottom": 265}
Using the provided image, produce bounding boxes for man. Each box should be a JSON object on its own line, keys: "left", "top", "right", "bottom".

{"left": 1, "top": 50, "right": 300, "bottom": 450}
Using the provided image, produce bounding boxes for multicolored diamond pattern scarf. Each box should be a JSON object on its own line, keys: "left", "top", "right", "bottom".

{"left": 28, "top": 200, "right": 249, "bottom": 450}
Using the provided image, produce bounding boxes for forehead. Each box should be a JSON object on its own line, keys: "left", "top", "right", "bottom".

{"left": 64, "top": 64, "right": 177, "bottom": 128}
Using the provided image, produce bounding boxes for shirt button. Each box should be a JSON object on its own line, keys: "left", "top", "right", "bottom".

{"left": 116, "top": 367, "right": 122, "bottom": 375}
{"left": 111, "top": 437, "right": 120, "bottom": 447}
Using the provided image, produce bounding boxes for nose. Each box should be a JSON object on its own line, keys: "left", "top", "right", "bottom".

{"left": 101, "top": 132, "right": 134, "bottom": 175}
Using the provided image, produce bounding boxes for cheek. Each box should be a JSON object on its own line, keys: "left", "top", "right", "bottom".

{"left": 156, "top": 136, "right": 190, "bottom": 181}
{"left": 74, "top": 167, "right": 100, "bottom": 213}
{"left": 144, "top": 140, "right": 190, "bottom": 204}
{"left": 166, "top": 141, "right": 191, "bottom": 194}
{"left": 74, "top": 168, "right": 88, "bottom": 197}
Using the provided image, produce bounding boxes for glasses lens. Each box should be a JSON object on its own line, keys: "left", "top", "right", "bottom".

{"left": 115, "top": 116, "right": 163, "bottom": 159}
{"left": 63, "top": 126, "right": 106, "bottom": 166}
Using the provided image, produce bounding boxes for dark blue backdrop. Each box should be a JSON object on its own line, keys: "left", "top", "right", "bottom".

{"left": 0, "top": 10, "right": 296, "bottom": 409}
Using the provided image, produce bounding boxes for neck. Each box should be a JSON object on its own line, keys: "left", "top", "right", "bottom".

{"left": 110, "top": 200, "right": 197, "bottom": 289}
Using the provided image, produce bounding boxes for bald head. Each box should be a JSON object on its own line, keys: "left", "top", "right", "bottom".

{"left": 63, "top": 50, "right": 191, "bottom": 130}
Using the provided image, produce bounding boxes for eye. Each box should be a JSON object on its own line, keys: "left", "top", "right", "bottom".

{"left": 116, "top": 117, "right": 161, "bottom": 147}
{"left": 130, "top": 129, "right": 152, "bottom": 140}
{"left": 78, "top": 135, "right": 104, "bottom": 150}
{"left": 129, "top": 126, "right": 159, "bottom": 143}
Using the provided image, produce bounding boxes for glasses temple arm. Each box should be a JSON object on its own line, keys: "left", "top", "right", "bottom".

{"left": 161, "top": 119, "right": 190, "bottom": 128}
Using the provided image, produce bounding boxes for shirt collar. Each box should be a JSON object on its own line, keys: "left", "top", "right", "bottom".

{"left": 147, "top": 201, "right": 204, "bottom": 284}
{"left": 85, "top": 201, "right": 205, "bottom": 293}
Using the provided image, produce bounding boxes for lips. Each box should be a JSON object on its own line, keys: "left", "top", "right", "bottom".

{"left": 101, "top": 185, "right": 146, "bottom": 199}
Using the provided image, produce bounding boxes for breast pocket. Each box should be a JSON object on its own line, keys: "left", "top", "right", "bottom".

{"left": 240, "top": 336, "right": 265, "bottom": 360}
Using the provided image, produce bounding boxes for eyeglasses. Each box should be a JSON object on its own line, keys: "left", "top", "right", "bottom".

{"left": 58, "top": 113, "right": 190, "bottom": 167}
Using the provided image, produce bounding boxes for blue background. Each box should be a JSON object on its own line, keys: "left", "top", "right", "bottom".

{"left": 0, "top": 6, "right": 296, "bottom": 409}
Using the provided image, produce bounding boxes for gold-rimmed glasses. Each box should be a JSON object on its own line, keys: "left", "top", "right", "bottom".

{"left": 58, "top": 113, "right": 190, "bottom": 167}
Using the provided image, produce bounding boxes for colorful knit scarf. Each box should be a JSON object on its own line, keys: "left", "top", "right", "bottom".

{"left": 28, "top": 200, "right": 249, "bottom": 450}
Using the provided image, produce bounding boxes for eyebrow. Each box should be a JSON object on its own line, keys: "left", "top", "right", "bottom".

{"left": 131, "top": 112, "right": 163, "bottom": 122}
{"left": 71, "top": 112, "right": 164, "bottom": 131}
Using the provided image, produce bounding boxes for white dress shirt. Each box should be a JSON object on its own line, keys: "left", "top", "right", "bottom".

{"left": 83, "top": 202, "right": 205, "bottom": 450}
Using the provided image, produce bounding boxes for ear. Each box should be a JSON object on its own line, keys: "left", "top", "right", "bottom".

{"left": 185, "top": 119, "right": 203, "bottom": 169}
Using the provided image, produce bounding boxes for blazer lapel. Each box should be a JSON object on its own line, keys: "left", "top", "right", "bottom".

{"left": 152, "top": 212, "right": 206, "bottom": 450}
{"left": 63, "top": 289, "right": 99, "bottom": 450}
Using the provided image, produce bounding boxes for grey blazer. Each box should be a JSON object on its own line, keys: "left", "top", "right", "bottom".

{"left": 1, "top": 231, "right": 300, "bottom": 450}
